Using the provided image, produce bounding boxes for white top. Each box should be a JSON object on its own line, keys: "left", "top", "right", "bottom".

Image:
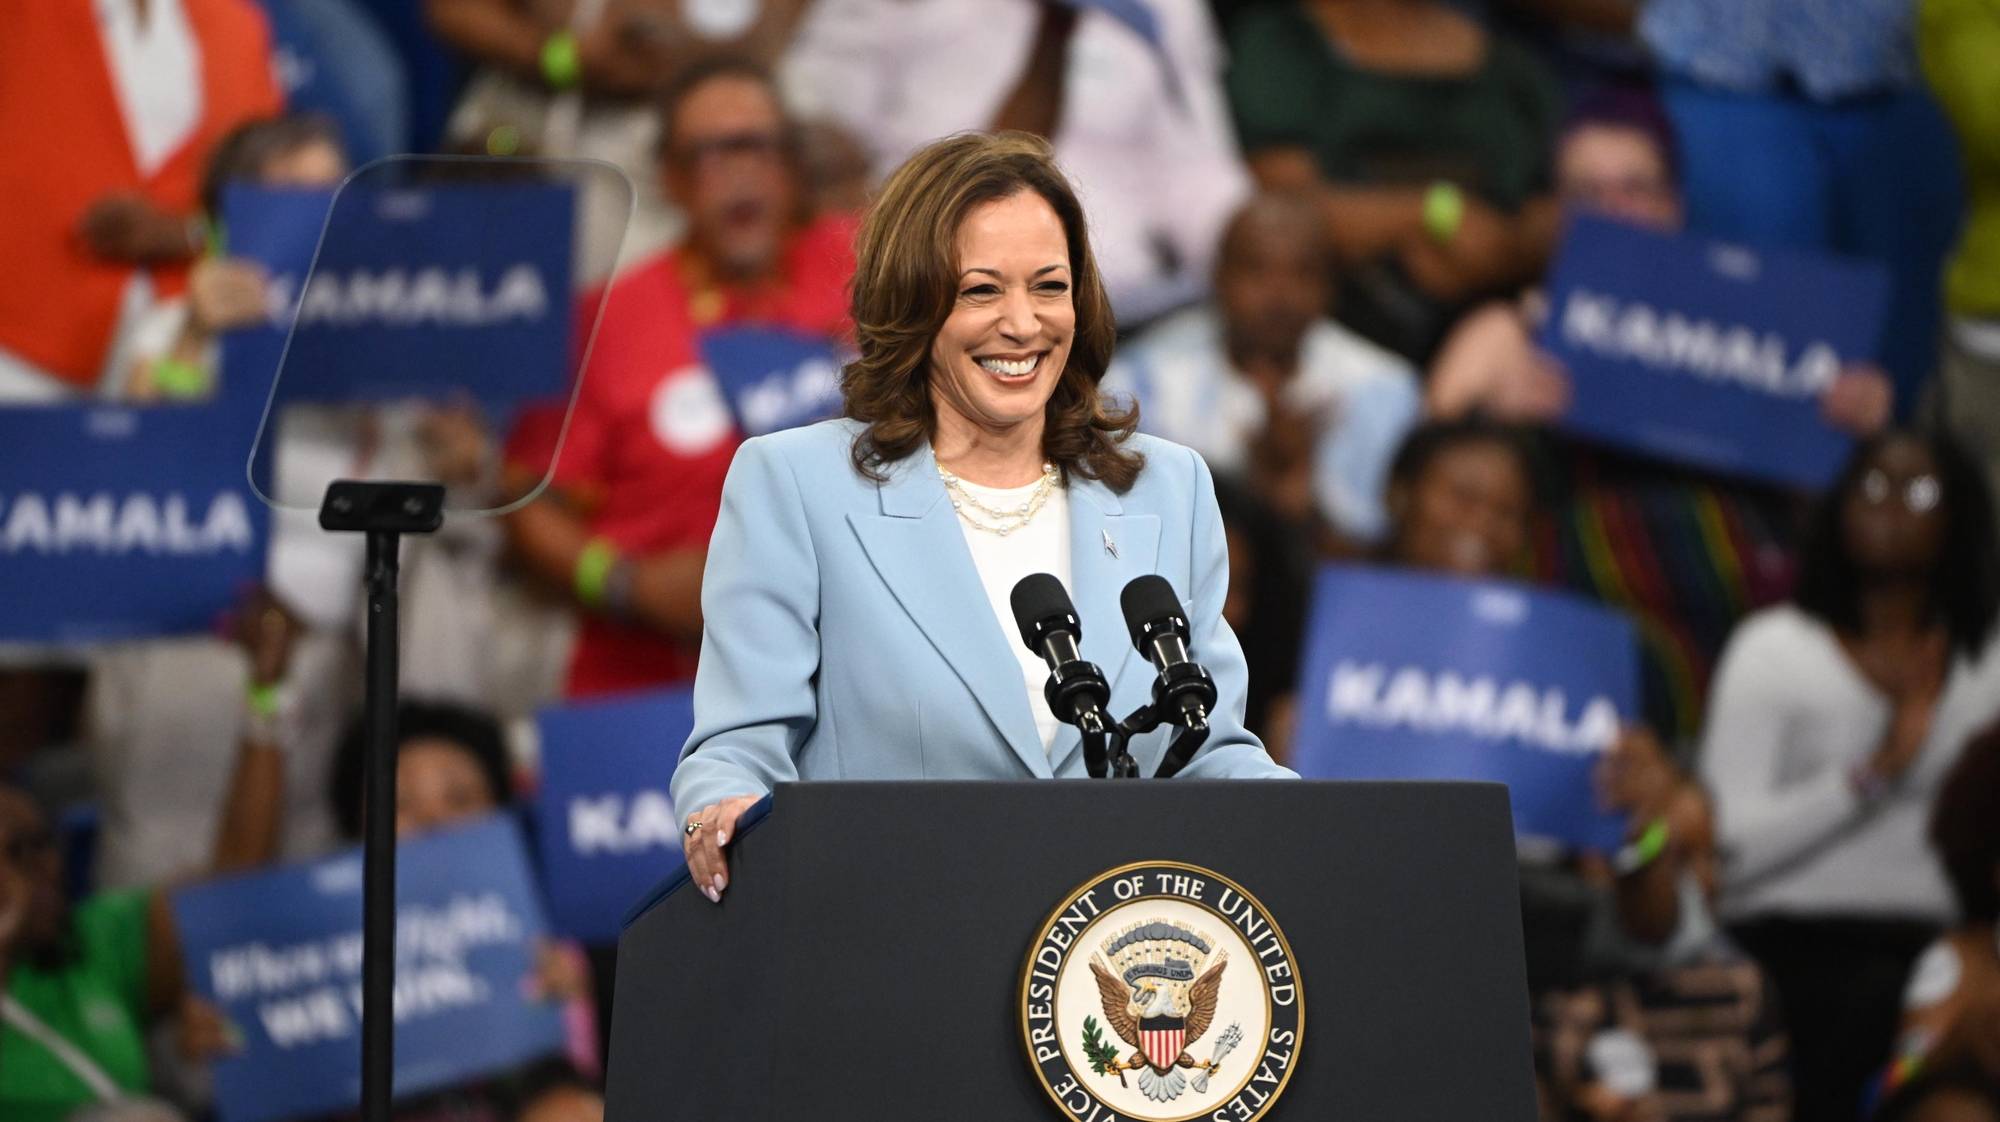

{"left": 950, "top": 478, "right": 1072, "bottom": 755}
{"left": 1103, "top": 306, "right": 1422, "bottom": 541}
{"left": 781, "top": 0, "right": 1249, "bottom": 321}
{"left": 1699, "top": 605, "right": 2000, "bottom": 924}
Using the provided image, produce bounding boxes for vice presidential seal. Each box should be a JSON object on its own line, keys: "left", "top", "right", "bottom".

{"left": 1020, "top": 862, "right": 1303, "bottom": 1122}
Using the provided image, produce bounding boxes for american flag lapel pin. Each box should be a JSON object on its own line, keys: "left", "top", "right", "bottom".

{"left": 1102, "top": 529, "right": 1118, "bottom": 559}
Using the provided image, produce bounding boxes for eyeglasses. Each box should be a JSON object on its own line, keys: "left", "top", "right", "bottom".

{"left": 1860, "top": 469, "right": 1942, "bottom": 513}
{"left": 667, "top": 130, "right": 786, "bottom": 170}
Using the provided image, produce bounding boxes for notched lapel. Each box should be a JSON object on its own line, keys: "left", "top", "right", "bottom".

{"left": 846, "top": 451, "right": 1051, "bottom": 778}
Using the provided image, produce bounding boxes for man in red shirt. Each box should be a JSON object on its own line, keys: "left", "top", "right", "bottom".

{"left": 506, "top": 57, "right": 857, "bottom": 698}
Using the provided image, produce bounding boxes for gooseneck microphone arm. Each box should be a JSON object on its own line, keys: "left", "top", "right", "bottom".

{"left": 1009, "top": 573, "right": 1137, "bottom": 778}
{"left": 1118, "top": 575, "right": 1219, "bottom": 779}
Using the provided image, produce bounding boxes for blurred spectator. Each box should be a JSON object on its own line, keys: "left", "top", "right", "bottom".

{"left": 1226, "top": 0, "right": 1562, "bottom": 360}
{"left": 1878, "top": 723, "right": 2000, "bottom": 1107}
{"left": 504, "top": 57, "right": 855, "bottom": 699}
{"left": 1383, "top": 417, "right": 1537, "bottom": 579}
{"left": 1917, "top": 0, "right": 2000, "bottom": 525}
{"left": 1701, "top": 431, "right": 2000, "bottom": 1122}
{"left": 0, "top": 0, "right": 283, "bottom": 400}
{"left": 429, "top": 0, "right": 810, "bottom": 274}
{"left": 1427, "top": 85, "right": 1893, "bottom": 746}
{"left": 1639, "top": 0, "right": 1962, "bottom": 408}
{"left": 206, "top": 693, "right": 602, "bottom": 1111}
{"left": 1537, "top": 747, "right": 1793, "bottom": 1122}
{"left": 1106, "top": 191, "right": 1420, "bottom": 548}
{"left": 0, "top": 781, "right": 194, "bottom": 1120}
{"left": 123, "top": 113, "right": 350, "bottom": 401}
{"left": 783, "top": 0, "right": 1250, "bottom": 323}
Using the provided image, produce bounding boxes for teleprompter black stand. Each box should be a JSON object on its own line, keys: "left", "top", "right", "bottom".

{"left": 605, "top": 780, "right": 1538, "bottom": 1120}
{"left": 318, "top": 480, "right": 444, "bottom": 1122}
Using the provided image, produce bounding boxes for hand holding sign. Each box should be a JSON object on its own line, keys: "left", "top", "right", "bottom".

{"left": 172, "top": 815, "right": 565, "bottom": 1122}
{"left": 1541, "top": 215, "right": 1891, "bottom": 489}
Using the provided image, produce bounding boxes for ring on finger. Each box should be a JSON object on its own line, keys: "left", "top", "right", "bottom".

{"left": 684, "top": 820, "right": 704, "bottom": 837}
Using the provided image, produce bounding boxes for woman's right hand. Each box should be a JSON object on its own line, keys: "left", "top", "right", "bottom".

{"left": 682, "top": 795, "right": 761, "bottom": 904}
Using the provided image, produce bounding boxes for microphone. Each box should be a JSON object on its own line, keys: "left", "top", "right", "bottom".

{"left": 1119, "top": 575, "right": 1217, "bottom": 731}
{"left": 1009, "top": 574, "right": 1112, "bottom": 738}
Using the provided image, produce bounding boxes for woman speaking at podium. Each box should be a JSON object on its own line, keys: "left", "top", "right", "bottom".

{"left": 674, "top": 132, "right": 1293, "bottom": 903}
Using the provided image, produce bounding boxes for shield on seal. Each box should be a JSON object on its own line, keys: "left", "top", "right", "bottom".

{"left": 1139, "top": 1016, "right": 1186, "bottom": 1072}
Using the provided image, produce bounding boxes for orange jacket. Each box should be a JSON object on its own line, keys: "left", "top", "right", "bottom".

{"left": 0, "top": 0, "right": 282, "bottom": 389}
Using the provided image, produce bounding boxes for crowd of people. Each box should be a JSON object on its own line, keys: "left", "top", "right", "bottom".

{"left": 4, "top": 0, "right": 2000, "bottom": 1120}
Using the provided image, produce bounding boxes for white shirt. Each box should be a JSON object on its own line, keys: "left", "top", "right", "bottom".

{"left": 1699, "top": 605, "right": 2000, "bottom": 924}
{"left": 950, "top": 477, "right": 1072, "bottom": 754}
{"left": 781, "top": 0, "right": 1250, "bottom": 321}
{"left": 1103, "top": 306, "right": 1422, "bottom": 541}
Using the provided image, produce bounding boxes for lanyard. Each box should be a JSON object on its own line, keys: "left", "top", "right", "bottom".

{"left": 0, "top": 993, "right": 123, "bottom": 1103}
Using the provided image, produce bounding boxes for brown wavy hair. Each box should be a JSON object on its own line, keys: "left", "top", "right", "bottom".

{"left": 841, "top": 131, "right": 1141, "bottom": 490}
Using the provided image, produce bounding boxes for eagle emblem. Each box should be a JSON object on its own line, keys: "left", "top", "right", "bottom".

{"left": 1083, "top": 920, "right": 1243, "bottom": 1103}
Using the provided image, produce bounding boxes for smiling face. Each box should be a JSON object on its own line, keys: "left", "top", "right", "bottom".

{"left": 1391, "top": 439, "right": 1532, "bottom": 578}
{"left": 664, "top": 74, "right": 797, "bottom": 282}
{"left": 927, "top": 190, "right": 1076, "bottom": 453}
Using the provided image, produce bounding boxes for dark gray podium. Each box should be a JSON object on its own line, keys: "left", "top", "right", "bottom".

{"left": 606, "top": 780, "right": 1535, "bottom": 1120}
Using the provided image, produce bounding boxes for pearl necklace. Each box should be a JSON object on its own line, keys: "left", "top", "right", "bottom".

{"left": 937, "top": 460, "right": 1059, "bottom": 537}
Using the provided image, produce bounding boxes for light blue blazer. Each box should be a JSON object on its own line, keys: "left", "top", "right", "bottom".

{"left": 670, "top": 418, "right": 1296, "bottom": 820}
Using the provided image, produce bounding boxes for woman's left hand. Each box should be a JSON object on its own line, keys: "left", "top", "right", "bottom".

{"left": 682, "top": 795, "right": 762, "bottom": 904}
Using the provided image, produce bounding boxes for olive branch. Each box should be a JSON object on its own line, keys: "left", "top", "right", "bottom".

{"left": 1081, "top": 1016, "right": 1128, "bottom": 1086}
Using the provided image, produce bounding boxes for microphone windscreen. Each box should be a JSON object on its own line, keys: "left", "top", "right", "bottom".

{"left": 1119, "top": 574, "right": 1184, "bottom": 652}
{"left": 1009, "top": 573, "right": 1076, "bottom": 651}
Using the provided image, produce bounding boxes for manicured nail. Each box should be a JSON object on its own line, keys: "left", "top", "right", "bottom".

{"left": 712, "top": 873, "right": 727, "bottom": 893}
{"left": 717, "top": 830, "right": 729, "bottom": 845}
{"left": 703, "top": 885, "right": 720, "bottom": 903}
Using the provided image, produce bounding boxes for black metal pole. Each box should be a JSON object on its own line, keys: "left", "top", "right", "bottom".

{"left": 361, "top": 528, "right": 401, "bottom": 1122}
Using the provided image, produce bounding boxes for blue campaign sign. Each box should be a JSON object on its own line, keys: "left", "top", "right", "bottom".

{"left": 219, "top": 180, "right": 576, "bottom": 424}
{"left": 171, "top": 815, "right": 566, "bottom": 1122}
{"left": 1290, "top": 566, "right": 1638, "bottom": 851}
{"left": 699, "top": 326, "right": 845, "bottom": 438}
{"left": 0, "top": 400, "right": 268, "bottom": 643}
{"left": 1541, "top": 214, "right": 1890, "bottom": 490}
{"left": 533, "top": 688, "right": 694, "bottom": 943}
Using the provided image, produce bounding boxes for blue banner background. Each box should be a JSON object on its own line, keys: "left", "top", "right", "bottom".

{"left": 1542, "top": 215, "right": 1890, "bottom": 490}
{"left": 1290, "top": 566, "right": 1639, "bottom": 851}
{"left": 220, "top": 181, "right": 576, "bottom": 427}
{"left": 0, "top": 400, "right": 268, "bottom": 642}
{"left": 698, "top": 326, "right": 845, "bottom": 438}
{"left": 533, "top": 688, "right": 694, "bottom": 943}
{"left": 171, "top": 815, "right": 565, "bottom": 1122}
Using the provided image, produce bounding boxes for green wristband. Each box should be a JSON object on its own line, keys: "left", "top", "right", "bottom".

{"left": 1613, "top": 817, "right": 1671, "bottom": 875}
{"left": 540, "top": 29, "right": 582, "bottom": 91}
{"left": 151, "top": 358, "right": 213, "bottom": 400}
{"left": 574, "top": 537, "right": 621, "bottom": 608}
{"left": 1423, "top": 180, "right": 1465, "bottom": 245}
{"left": 247, "top": 682, "right": 282, "bottom": 719}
